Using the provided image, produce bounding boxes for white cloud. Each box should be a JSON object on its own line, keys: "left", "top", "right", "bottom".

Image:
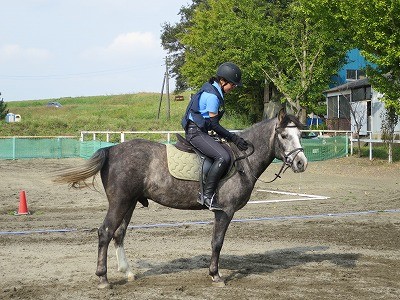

{"left": 1, "top": 0, "right": 188, "bottom": 100}
{"left": 81, "top": 31, "right": 163, "bottom": 62}
{"left": 0, "top": 44, "right": 52, "bottom": 63}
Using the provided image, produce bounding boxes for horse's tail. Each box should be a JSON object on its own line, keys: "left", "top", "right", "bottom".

{"left": 53, "top": 146, "right": 110, "bottom": 189}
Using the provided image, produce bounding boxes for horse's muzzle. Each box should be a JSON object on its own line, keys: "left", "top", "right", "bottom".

{"left": 285, "top": 148, "right": 307, "bottom": 173}
{"left": 291, "top": 152, "right": 307, "bottom": 173}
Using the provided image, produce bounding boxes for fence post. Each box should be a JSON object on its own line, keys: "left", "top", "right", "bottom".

{"left": 57, "top": 137, "right": 62, "bottom": 158}
{"left": 350, "top": 133, "right": 353, "bottom": 156}
{"left": 369, "top": 132, "right": 373, "bottom": 160}
{"left": 12, "top": 137, "right": 16, "bottom": 160}
{"left": 121, "top": 132, "right": 125, "bottom": 143}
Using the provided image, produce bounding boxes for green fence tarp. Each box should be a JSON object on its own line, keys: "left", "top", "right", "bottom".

{"left": 79, "top": 140, "right": 115, "bottom": 159}
{"left": 0, "top": 136, "right": 347, "bottom": 161}
{"left": 0, "top": 138, "right": 114, "bottom": 160}
{"left": 301, "top": 136, "right": 348, "bottom": 161}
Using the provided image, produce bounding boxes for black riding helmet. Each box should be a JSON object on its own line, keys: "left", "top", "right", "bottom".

{"left": 216, "top": 62, "right": 242, "bottom": 86}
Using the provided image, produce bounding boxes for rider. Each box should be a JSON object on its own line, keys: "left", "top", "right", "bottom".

{"left": 181, "top": 62, "right": 249, "bottom": 211}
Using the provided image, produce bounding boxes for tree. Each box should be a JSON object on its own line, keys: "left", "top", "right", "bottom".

{"left": 349, "top": 101, "right": 368, "bottom": 157}
{"left": 174, "top": 0, "right": 351, "bottom": 123}
{"left": 381, "top": 107, "right": 398, "bottom": 163}
{"left": 0, "top": 92, "right": 9, "bottom": 121}
{"left": 344, "top": 0, "right": 400, "bottom": 124}
{"left": 343, "top": 0, "right": 400, "bottom": 162}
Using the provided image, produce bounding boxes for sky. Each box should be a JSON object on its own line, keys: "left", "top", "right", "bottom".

{"left": 0, "top": 0, "right": 190, "bottom": 101}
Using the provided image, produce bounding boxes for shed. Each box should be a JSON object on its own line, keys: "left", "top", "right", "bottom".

{"left": 324, "top": 78, "right": 400, "bottom": 135}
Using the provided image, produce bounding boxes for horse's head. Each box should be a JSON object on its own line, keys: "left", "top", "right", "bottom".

{"left": 273, "top": 109, "right": 308, "bottom": 173}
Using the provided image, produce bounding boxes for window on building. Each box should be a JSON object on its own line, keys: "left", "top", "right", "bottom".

{"left": 327, "top": 96, "right": 338, "bottom": 118}
{"left": 346, "top": 69, "right": 366, "bottom": 81}
{"left": 327, "top": 95, "right": 350, "bottom": 119}
{"left": 352, "top": 86, "right": 371, "bottom": 101}
{"left": 339, "top": 95, "right": 350, "bottom": 119}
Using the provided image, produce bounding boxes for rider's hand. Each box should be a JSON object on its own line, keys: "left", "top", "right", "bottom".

{"left": 231, "top": 134, "right": 249, "bottom": 151}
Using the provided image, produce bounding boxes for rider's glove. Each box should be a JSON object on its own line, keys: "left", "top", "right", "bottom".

{"left": 231, "top": 134, "right": 249, "bottom": 151}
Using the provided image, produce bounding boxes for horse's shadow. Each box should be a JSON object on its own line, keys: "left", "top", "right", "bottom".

{"left": 134, "top": 246, "right": 360, "bottom": 283}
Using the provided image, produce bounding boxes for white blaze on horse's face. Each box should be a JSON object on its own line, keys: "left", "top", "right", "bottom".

{"left": 276, "top": 122, "right": 308, "bottom": 173}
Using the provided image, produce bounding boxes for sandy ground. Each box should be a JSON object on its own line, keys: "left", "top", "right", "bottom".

{"left": 0, "top": 156, "right": 399, "bottom": 300}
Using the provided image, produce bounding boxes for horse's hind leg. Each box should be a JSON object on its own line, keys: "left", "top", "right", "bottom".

{"left": 113, "top": 204, "right": 136, "bottom": 281}
{"left": 96, "top": 198, "right": 135, "bottom": 289}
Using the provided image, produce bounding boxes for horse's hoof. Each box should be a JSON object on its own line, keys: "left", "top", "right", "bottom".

{"left": 98, "top": 276, "right": 111, "bottom": 289}
{"left": 211, "top": 275, "right": 226, "bottom": 287}
{"left": 126, "top": 271, "right": 137, "bottom": 282}
{"left": 98, "top": 282, "right": 111, "bottom": 289}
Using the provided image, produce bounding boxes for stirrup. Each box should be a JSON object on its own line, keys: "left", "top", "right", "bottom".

{"left": 206, "top": 194, "right": 223, "bottom": 211}
{"left": 209, "top": 199, "right": 223, "bottom": 211}
{"left": 197, "top": 192, "right": 204, "bottom": 205}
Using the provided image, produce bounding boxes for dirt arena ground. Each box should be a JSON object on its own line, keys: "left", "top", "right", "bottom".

{"left": 1, "top": 156, "right": 399, "bottom": 300}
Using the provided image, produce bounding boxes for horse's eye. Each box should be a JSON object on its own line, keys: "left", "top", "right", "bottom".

{"left": 281, "top": 133, "right": 288, "bottom": 139}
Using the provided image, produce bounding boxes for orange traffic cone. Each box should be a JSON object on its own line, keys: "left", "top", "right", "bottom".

{"left": 15, "top": 190, "right": 30, "bottom": 215}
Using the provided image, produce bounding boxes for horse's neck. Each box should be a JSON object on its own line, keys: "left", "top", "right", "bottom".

{"left": 242, "top": 119, "right": 277, "bottom": 179}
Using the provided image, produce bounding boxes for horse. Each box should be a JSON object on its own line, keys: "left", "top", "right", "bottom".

{"left": 54, "top": 109, "right": 307, "bottom": 288}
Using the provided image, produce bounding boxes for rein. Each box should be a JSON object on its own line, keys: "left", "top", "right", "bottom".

{"left": 258, "top": 147, "right": 304, "bottom": 183}
{"left": 233, "top": 142, "right": 255, "bottom": 162}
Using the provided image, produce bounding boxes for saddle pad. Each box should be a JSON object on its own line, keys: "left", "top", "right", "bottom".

{"left": 166, "top": 144, "right": 200, "bottom": 181}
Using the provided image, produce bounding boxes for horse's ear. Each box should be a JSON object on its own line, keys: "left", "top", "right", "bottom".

{"left": 277, "top": 108, "right": 286, "bottom": 122}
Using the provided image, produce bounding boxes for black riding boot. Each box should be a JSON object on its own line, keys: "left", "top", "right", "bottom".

{"left": 203, "top": 157, "right": 228, "bottom": 211}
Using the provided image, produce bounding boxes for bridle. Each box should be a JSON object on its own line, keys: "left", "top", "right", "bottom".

{"left": 234, "top": 124, "right": 304, "bottom": 184}
{"left": 265, "top": 146, "right": 304, "bottom": 183}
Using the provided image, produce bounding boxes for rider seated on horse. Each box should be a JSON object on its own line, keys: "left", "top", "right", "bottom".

{"left": 181, "top": 62, "right": 249, "bottom": 211}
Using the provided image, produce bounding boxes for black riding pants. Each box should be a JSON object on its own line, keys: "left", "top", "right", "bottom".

{"left": 185, "top": 124, "right": 230, "bottom": 187}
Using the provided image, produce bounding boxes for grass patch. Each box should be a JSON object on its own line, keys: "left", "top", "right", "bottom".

{"left": 1, "top": 93, "right": 251, "bottom": 137}
{"left": 355, "top": 143, "right": 400, "bottom": 161}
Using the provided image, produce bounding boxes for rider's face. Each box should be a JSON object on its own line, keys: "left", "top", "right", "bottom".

{"left": 222, "top": 81, "right": 236, "bottom": 93}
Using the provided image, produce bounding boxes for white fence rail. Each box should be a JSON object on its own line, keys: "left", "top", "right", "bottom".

{"left": 80, "top": 130, "right": 185, "bottom": 143}
{"left": 350, "top": 131, "right": 400, "bottom": 162}
{"left": 80, "top": 129, "right": 352, "bottom": 143}
{"left": 80, "top": 130, "right": 400, "bottom": 162}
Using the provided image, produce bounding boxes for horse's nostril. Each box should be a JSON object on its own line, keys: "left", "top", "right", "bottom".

{"left": 296, "top": 159, "right": 306, "bottom": 170}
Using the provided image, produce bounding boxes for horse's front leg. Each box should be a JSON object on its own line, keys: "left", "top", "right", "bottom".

{"left": 209, "top": 210, "right": 234, "bottom": 286}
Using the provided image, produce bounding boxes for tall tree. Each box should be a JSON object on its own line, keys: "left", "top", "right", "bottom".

{"left": 344, "top": 0, "right": 400, "bottom": 114}
{"left": 177, "top": 0, "right": 351, "bottom": 123}
{"left": 344, "top": 0, "right": 400, "bottom": 162}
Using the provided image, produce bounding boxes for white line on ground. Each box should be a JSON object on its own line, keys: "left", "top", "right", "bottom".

{"left": 248, "top": 189, "right": 330, "bottom": 204}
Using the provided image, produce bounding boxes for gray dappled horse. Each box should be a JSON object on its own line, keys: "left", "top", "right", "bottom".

{"left": 55, "top": 109, "right": 307, "bottom": 288}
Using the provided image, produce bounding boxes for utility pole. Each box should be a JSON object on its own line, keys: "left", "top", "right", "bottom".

{"left": 157, "top": 57, "right": 170, "bottom": 120}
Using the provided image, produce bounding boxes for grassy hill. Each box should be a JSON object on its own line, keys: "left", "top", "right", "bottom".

{"left": 0, "top": 93, "right": 250, "bottom": 137}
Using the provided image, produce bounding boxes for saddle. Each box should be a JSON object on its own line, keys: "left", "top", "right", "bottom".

{"left": 166, "top": 134, "right": 238, "bottom": 204}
